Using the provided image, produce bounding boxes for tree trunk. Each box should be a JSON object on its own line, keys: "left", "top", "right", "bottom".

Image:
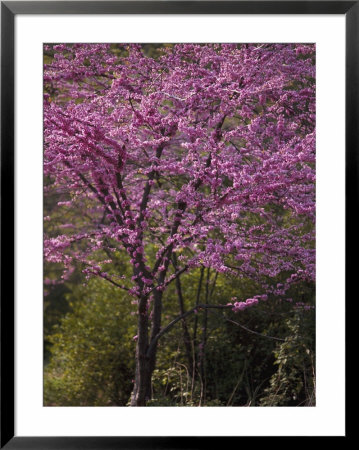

{"left": 130, "top": 347, "right": 152, "bottom": 406}
{"left": 130, "top": 290, "right": 162, "bottom": 406}
{"left": 130, "top": 295, "right": 152, "bottom": 406}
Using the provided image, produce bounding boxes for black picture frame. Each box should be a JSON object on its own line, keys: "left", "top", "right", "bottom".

{"left": 1, "top": 1, "right": 353, "bottom": 447}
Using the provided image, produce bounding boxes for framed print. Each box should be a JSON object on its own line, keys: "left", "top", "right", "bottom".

{"left": 1, "top": 1, "right": 353, "bottom": 447}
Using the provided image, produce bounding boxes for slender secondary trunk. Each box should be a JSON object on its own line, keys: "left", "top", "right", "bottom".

{"left": 191, "top": 266, "right": 204, "bottom": 397}
{"left": 175, "top": 275, "right": 193, "bottom": 376}
{"left": 199, "top": 268, "right": 210, "bottom": 405}
{"left": 173, "top": 254, "right": 193, "bottom": 376}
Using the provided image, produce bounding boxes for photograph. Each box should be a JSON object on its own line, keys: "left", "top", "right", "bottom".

{"left": 43, "top": 43, "right": 316, "bottom": 408}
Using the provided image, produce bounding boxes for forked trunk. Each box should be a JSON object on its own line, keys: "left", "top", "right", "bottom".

{"left": 130, "top": 289, "right": 163, "bottom": 406}
{"left": 130, "top": 348, "right": 152, "bottom": 406}
{"left": 130, "top": 330, "right": 159, "bottom": 406}
{"left": 130, "top": 293, "right": 152, "bottom": 406}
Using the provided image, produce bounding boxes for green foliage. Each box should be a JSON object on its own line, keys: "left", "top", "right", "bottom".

{"left": 44, "top": 259, "right": 315, "bottom": 407}
{"left": 260, "top": 308, "right": 315, "bottom": 406}
{"left": 44, "top": 278, "right": 136, "bottom": 406}
{"left": 142, "top": 266, "right": 315, "bottom": 406}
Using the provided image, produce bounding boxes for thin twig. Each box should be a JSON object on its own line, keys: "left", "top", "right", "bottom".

{"left": 224, "top": 318, "right": 285, "bottom": 341}
{"left": 146, "top": 304, "right": 233, "bottom": 358}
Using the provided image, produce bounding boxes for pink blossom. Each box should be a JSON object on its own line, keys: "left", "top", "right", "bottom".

{"left": 44, "top": 43, "right": 315, "bottom": 327}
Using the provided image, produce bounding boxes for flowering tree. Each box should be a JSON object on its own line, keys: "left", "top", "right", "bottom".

{"left": 44, "top": 43, "right": 315, "bottom": 406}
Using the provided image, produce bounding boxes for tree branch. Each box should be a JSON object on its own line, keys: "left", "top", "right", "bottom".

{"left": 224, "top": 318, "right": 285, "bottom": 341}
{"left": 146, "top": 303, "right": 233, "bottom": 358}
{"left": 87, "top": 270, "right": 131, "bottom": 292}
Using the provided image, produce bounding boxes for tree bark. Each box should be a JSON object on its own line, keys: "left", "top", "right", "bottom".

{"left": 130, "top": 295, "right": 151, "bottom": 406}
{"left": 130, "top": 289, "right": 163, "bottom": 406}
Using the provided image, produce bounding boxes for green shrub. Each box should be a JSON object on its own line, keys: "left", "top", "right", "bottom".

{"left": 44, "top": 278, "right": 136, "bottom": 406}
{"left": 260, "top": 308, "right": 315, "bottom": 406}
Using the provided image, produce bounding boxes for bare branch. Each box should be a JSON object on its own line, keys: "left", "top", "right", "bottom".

{"left": 224, "top": 318, "right": 285, "bottom": 341}
{"left": 146, "top": 303, "right": 233, "bottom": 358}
{"left": 87, "top": 270, "right": 131, "bottom": 293}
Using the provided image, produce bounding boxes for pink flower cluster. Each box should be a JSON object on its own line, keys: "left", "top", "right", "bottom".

{"left": 44, "top": 43, "right": 315, "bottom": 310}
